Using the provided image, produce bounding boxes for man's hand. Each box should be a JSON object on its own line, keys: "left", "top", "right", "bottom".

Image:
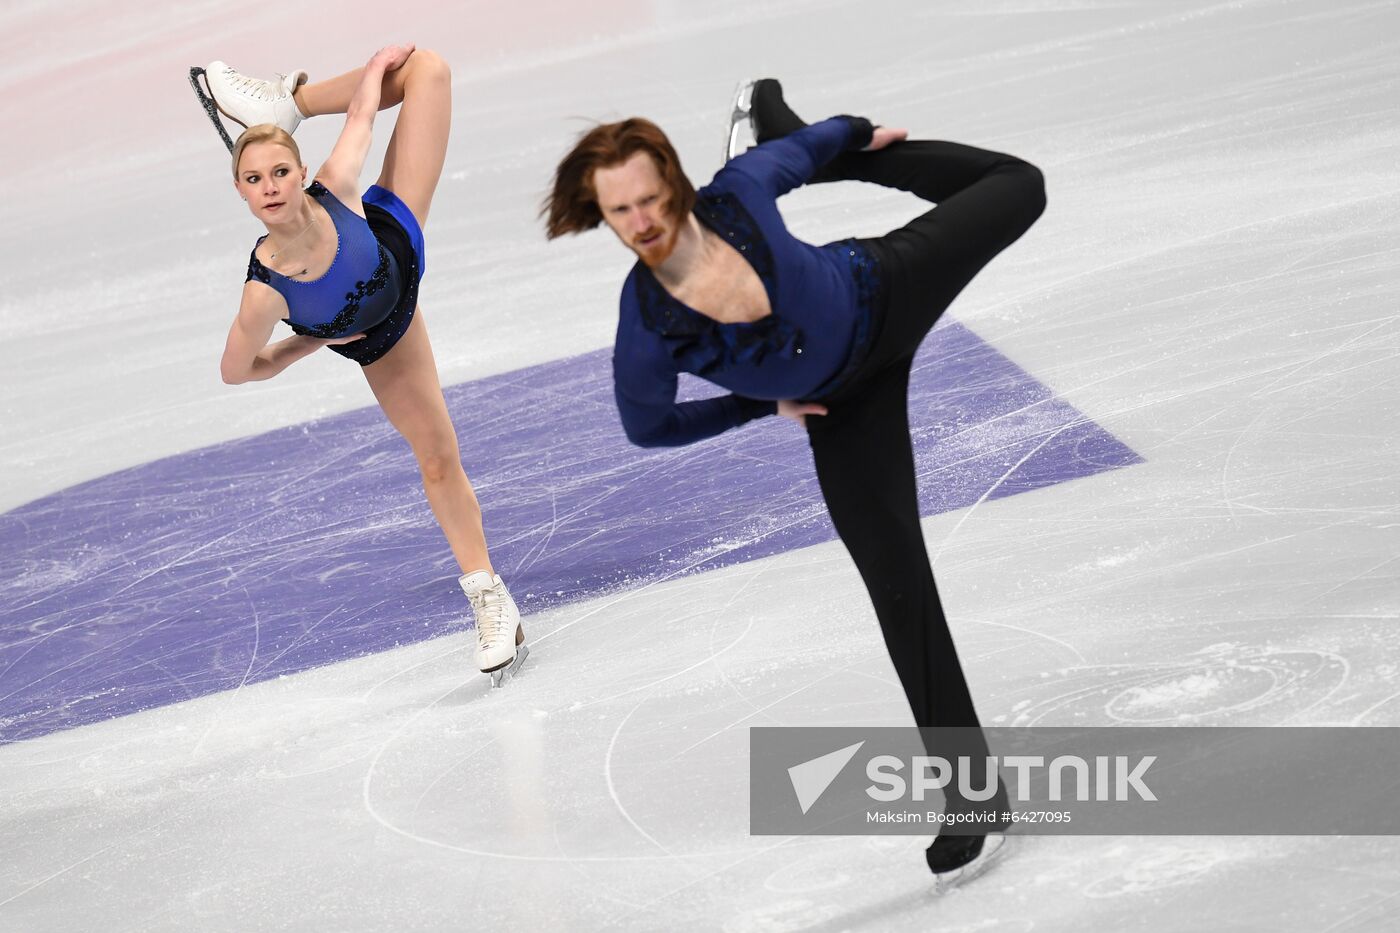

{"left": 863, "top": 126, "right": 908, "bottom": 151}
{"left": 779, "top": 399, "right": 828, "bottom": 428}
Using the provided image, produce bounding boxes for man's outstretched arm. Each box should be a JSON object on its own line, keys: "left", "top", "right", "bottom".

{"left": 612, "top": 350, "right": 775, "bottom": 448}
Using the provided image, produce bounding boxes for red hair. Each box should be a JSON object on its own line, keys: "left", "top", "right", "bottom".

{"left": 543, "top": 118, "right": 696, "bottom": 239}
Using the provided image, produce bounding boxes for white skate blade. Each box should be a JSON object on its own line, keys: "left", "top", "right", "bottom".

{"left": 489, "top": 643, "right": 529, "bottom": 688}
{"left": 188, "top": 67, "right": 236, "bottom": 152}
{"left": 932, "top": 833, "right": 1008, "bottom": 893}
{"left": 725, "top": 78, "right": 757, "bottom": 162}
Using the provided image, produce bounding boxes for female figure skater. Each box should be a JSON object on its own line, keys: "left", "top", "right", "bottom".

{"left": 198, "top": 46, "right": 526, "bottom": 686}
{"left": 544, "top": 80, "right": 1045, "bottom": 878}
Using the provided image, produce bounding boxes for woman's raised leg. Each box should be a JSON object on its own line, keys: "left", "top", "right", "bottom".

{"left": 296, "top": 50, "right": 451, "bottom": 227}
{"left": 217, "top": 50, "right": 451, "bottom": 225}
{"left": 369, "top": 49, "right": 451, "bottom": 228}
{"left": 294, "top": 63, "right": 410, "bottom": 117}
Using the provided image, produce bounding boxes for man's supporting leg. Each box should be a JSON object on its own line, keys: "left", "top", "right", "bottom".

{"left": 807, "top": 360, "right": 1003, "bottom": 829}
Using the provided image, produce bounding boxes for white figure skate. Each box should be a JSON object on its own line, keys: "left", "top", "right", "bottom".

{"left": 459, "top": 570, "right": 528, "bottom": 688}
{"left": 724, "top": 78, "right": 757, "bottom": 162}
{"left": 189, "top": 61, "right": 308, "bottom": 151}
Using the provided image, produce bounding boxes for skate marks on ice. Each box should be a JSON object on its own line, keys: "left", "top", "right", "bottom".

{"left": 1082, "top": 840, "right": 1244, "bottom": 898}
{"left": 996, "top": 642, "right": 1352, "bottom": 726}
{"left": 335, "top": 567, "right": 946, "bottom": 926}
{"left": 751, "top": 835, "right": 1400, "bottom": 933}
{"left": 0, "top": 321, "right": 1138, "bottom": 743}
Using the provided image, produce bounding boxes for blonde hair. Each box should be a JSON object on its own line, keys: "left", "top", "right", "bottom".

{"left": 231, "top": 124, "right": 303, "bottom": 179}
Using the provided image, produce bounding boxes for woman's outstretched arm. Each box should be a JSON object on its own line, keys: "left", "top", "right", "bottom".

{"left": 220, "top": 283, "right": 360, "bottom": 384}
{"left": 314, "top": 44, "right": 415, "bottom": 199}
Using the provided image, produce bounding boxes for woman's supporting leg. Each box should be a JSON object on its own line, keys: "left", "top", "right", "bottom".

{"left": 361, "top": 309, "right": 492, "bottom": 576}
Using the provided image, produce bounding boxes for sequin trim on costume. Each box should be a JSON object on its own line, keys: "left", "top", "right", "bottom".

{"left": 244, "top": 183, "right": 340, "bottom": 289}
{"left": 243, "top": 182, "right": 396, "bottom": 339}
{"left": 245, "top": 251, "right": 271, "bottom": 284}
{"left": 804, "top": 238, "right": 885, "bottom": 399}
{"left": 281, "top": 241, "right": 391, "bottom": 338}
{"left": 323, "top": 201, "right": 421, "bottom": 366}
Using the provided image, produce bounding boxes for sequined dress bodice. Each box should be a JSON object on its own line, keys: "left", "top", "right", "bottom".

{"left": 245, "top": 182, "right": 404, "bottom": 338}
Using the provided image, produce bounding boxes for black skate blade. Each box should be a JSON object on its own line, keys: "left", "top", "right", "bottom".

{"left": 725, "top": 78, "right": 756, "bottom": 162}
{"left": 489, "top": 643, "right": 529, "bottom": 688}
{"left": 188, "top": 66, "right": 235, "bottom": 153}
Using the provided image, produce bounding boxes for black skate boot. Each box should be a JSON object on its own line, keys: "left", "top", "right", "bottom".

{"left": 750, "top": 78, "right": 808, "bottom": 143}
{"left": 926, "top": 832, "right": 1007, "bottom": 890}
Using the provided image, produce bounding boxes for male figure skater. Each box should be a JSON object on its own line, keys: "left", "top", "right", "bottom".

{"left": 544, "top": 80, "right": 1045, "bottom": 881}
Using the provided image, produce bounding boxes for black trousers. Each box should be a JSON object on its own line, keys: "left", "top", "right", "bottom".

{"left": 804, "top": 138, "right": 1046, "bottom": 818}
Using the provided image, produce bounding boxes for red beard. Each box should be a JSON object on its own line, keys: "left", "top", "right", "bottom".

{"left": 633, "top": 222, "right": 680, "bottom": 268}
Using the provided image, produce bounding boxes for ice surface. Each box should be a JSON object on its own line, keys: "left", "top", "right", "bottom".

{"left": 2, "top": 0, "right": 1399, "bottom": 929}
{"left": 0, "top": 325, "right": 1136, "bottom": 743}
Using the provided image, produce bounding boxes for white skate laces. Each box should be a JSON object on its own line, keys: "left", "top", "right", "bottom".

{"left": 458, "top": 570, "right": 526, "bottom": 683}
{"left": 204, "top": 61, "right": 308, "bottom": 134}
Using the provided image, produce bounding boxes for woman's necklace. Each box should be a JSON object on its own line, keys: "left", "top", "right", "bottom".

{"left": 268, "top": 210, "right": 318, "bottom": 272}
